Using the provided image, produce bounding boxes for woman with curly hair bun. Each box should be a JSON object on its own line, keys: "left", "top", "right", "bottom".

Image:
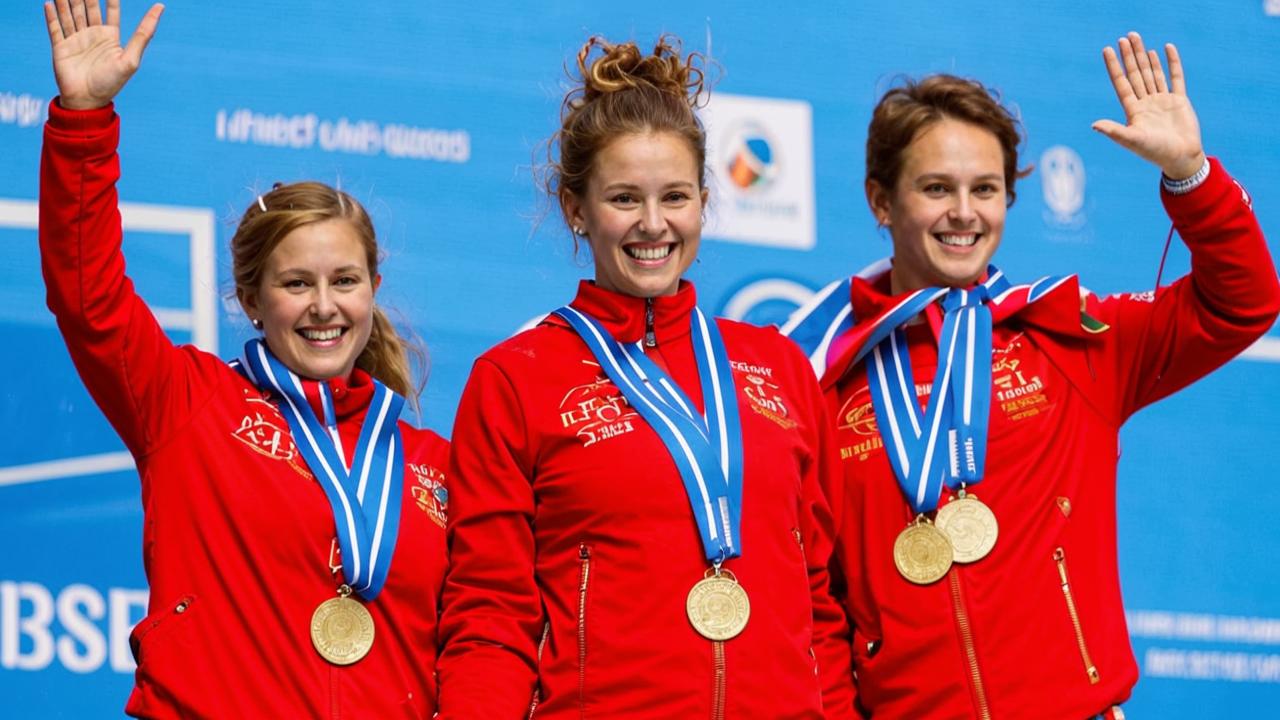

{"left": 439, "top": 35, "right": 855, "bottom": 718}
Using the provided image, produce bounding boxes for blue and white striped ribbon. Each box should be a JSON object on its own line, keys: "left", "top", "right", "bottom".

{"left": 239, "top": 338, "right": 405, "bottom": 600}
{"left": 554, "top": 306, "right": 744, "bottom": 564}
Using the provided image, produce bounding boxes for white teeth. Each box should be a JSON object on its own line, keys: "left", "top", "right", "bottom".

{"left": 626, "top": 245, "right": 673, "bottom": 260}
{"left": 302, "top": 328, "right": 343, "bottom": 341}
{"left": 937, "top": 233, "right": 978, "bottom": 247}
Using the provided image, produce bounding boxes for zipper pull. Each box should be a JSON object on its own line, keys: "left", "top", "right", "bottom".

{"left": 644, "top": 297, "right": 656, "bottom": 348}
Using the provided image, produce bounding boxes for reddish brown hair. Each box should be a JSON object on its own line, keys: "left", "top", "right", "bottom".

{"left": 545, "top": 35, "right": 709, "bottom": 237}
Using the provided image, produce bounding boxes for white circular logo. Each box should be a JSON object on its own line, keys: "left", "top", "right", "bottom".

{"left": 1040, "top": 145, "right": 1086, "bottom": 225}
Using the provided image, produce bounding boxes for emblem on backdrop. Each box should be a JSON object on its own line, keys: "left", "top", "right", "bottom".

{"left": 701, "top": 94, "right": 815, "bottom": 250}
{"left": 1040, "top": 145, "right": 1087, "bottom": 229}
{"left": 1267, "top": 0, "right": 1280, "bottom": 16}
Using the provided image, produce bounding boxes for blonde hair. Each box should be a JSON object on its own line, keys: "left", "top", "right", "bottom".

{"left": 231, "top": 182, "right": 426, "bottom": 402}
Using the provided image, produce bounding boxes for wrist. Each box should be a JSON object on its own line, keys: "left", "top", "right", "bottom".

{"left": 1161, "top": 151, "right": 1208, "bottom": 182}
{"left": 1162, "top": 156, "right": 1211, "bottom": 195}
{"left": 56, "top": 95, "right": 109, "bottom": 111}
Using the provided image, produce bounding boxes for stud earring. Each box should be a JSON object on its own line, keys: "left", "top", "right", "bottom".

{"left": 251, "top": 318, "right": 263, "bottom": 330}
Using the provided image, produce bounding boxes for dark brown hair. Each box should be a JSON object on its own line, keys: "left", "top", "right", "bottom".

{"left": 866, "top": 74, "right": 1030, "bottom": 206}
{"left": 545, "top": 35, "right": 709, "bottom": 237}
{"left": 231, "top": 182, "right": 425, "bottom": 402}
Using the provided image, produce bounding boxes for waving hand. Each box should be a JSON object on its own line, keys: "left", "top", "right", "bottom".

{"left": 44, "top": 0, "right": 164, "bottom": 110}
{"left": 1092, "top": 32, "right": 1206, "bottom": 180}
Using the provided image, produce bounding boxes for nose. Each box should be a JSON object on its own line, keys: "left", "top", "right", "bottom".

{"left": 948, "top": 192, "right": 977, "bottom": 225}
{"left": 638, "top": 201, "right": 668, "bottom": 238}
{"left": 310, "top": 283, "right": 338, "bottom": 319}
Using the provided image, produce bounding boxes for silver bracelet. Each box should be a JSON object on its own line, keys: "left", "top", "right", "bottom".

{"left": 1162, "top": 158, "right": 1211, "bottom": 195}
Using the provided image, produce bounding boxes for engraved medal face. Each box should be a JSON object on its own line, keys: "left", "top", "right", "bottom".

{"left": 935, "top": 495, "right": 999, "bottom": 563}
{"left": 686, "top": 571, "right": 751, "bottom": 641}
{"left": 893, "top": 521, "right": 953, "bottom": 585}
{"left": 310, "top": 595, "right": 375, "bottom": 665}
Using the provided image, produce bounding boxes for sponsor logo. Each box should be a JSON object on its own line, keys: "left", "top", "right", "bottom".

{"left": 1127, "top": 290, "right": 1155, "bottom": 303}
{"left": 1041, "top": 145, "right": 1087, "bottom": 229}
{"left": 559, "top": 364, "right": 639, "bottom": 448}
{"left": 230, "top": 390, "right": 314, "bottom": 480}
{"left": 408, "top": 463, "right": 448, "bottom": 529}
{"left": 718, "top": 276, "right": 817, "bottom": 327}
{"left": 739, "top": 370, "right": 797, "bottom": 431}
{"left": 702, "top": 93, "right": 815, "bottom": 249}
{"left": 1268, "top": 0, "right": 1280, "bottom": 16}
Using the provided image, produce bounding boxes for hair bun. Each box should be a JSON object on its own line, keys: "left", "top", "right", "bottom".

{"left": 574, "top": 35, "right": 706, "bottom": 108}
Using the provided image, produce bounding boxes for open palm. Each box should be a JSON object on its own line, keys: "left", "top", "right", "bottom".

{"left": 44, "top": 0, "right": 164, "bottom": 110}
{"left": 1093, "top": 32, "right": 1205, "bottom": 180}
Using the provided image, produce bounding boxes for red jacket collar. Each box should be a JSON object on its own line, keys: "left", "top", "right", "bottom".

{"left": 821, "top": 268, "right": 1101, "bottom": 390}
{"left": 545, "top": 279, "right": 699, "bottom": 344}
{"left": 298, "top": 368, "right": 376, "bottom": 422}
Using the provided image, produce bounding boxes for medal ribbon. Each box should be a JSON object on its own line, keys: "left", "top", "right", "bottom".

{"left": 807, "top": 267, "right": 1070, "bottom": 513}
{"left": 554, "top": 305, "right": 744, "bottom": 564}
{"left": 239, "top": 338, "right": 405, "bottom": 600}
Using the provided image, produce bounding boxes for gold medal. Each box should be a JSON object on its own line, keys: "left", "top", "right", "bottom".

{"left": 310, "top": 584, "right": 375, "bottom": 665}
{"left": 893, "top": 517, "right": 953, "bottom": 585}
{"left": 935, "top": 491, "right": 999, "bottom": 564}
{"left": 686, "top": 568, "right": 750, "bottom": 641}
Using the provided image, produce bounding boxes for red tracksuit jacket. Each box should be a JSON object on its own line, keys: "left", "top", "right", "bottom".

{"left": 438, "top": 281, "right": 855, "bottom": 719}
{"left": 819, "top": 160, "right": 1280, "bottom": 719}
{"left": 41, "top": 101, "right": 450, "bottom": 719}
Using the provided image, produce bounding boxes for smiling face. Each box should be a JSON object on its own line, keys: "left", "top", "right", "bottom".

{"left": 238, "top": 218, "right": 380, "bottom": 381}
{"left": 868, "top": 117, "right": 1008, "bottom": 294}
{"left": 563, "top": 131, "right": 707, "bottom": 298}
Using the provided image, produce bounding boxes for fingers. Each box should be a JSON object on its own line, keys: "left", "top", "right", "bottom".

{"left": 1101, "top": 46, "right": 1137, "bottom": 109}
{"left": 122, "top": 3, "right": 164, "bottom": 66}
{"left": 1117, "top": 37, "right": 1145, "bottom": 99}
{"left": 86, "top": 0, "right": 102, "bottom": 25}
{"left": 106, "top": 0, "right": 119, "bottom": 28}
{"left": 70, "top": 0, "right": 89, "bottom": 30}
{"left": 53, "top": 0, "right": 74, "bottom": 37}
{"left": 1148, "top": 50, "right": 1168, "bottom": 93}
{"left": 44, "top": 3, "right": 64, "bottom": 45}
{"left": 1166, "top": 43, "right": 1187, "bottom": 95}
{"left": 1128, "top": 32, "right": 1159, "bottom": 96}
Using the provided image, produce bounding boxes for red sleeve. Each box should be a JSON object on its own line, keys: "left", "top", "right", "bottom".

{"left": 437, "top": 357, "right": 541, "bottom": 719}
{"left": 39, "top": 100, "right": 220, "bottom": 457}
{"left": 786, "top": 334, "right": 857, "bottom": 718}
{"left": 1091, "top": 158, "right": 1280, "bottom": 421}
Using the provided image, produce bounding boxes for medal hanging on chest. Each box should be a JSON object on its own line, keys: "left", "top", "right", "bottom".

{"left": 239, "top": 339, "right": 406, "bottom": 663}
{"left": 860, "top": 272, "right": 1070, "bottom": 581}
{"left": 865, "top": 284, "right": 998, "bottom": 583}
{"left": 554, "top": 305, "right": 749, "bottom": 640}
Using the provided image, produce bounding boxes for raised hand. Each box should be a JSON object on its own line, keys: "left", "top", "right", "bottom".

{"left": 1092, "top": 32, "right": 1206, "bottom": 180}
{"left": 44, "top": 0, "right": 164, "bottom": 110}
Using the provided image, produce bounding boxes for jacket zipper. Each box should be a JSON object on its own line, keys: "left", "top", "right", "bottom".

{"left": 644, "top": 297, "right": 656, "bottom": 347}
{"left": 949, "top": 572, "right": 992, "bottom": 720}
{"left": 578, "top": 544, "right": 592, "bottom": 716}
{"left": 1054, "top": 547, "right": 1101, "bottom": 684}
{"left": 527, "top": 622, "right": 550, "bottom": 718}
{"left": 712, "top": 640, "right": 727, "bottom": 720}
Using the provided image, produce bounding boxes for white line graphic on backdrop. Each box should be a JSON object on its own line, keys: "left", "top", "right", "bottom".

{"left": 0, "top": 198, "right": 216, "bottom": 487}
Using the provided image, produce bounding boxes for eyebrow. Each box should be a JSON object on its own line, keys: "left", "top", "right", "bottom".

{"left": 275, "top": 265, "right": 366, "bottom": 276}
{"left": 915, "top": 172, "right": 1004, "bottom": 183}
{"left": 602, "top": 180, "right": 697, "bottom": 192}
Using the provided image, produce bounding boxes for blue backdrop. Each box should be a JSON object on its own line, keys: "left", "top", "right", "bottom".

{"left": 2, "top": 1, "right": 1278, "bottom": 716}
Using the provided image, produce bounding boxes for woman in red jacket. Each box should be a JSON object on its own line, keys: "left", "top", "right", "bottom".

{"left": 783, "top": 33, "right": 1280, "bottom": 718}
{"left": 41, "top": 3, "right": 449, "bottom": 717}
{"left": 438, "top": 36, "right": 854, "bottom": 718}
